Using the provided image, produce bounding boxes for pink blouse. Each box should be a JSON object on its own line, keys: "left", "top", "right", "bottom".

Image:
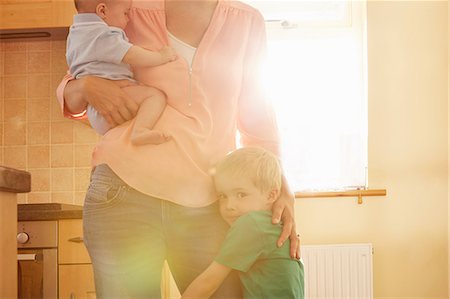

{"left": 57, "top": 0, "right": 280, "bottom": 207}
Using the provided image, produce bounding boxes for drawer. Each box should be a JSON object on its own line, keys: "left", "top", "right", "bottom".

{"left": 59, "top": 264, "right": 96, "bottom": 299}
{"left": 58, "top": 219, "right": 91, "bottom": 264}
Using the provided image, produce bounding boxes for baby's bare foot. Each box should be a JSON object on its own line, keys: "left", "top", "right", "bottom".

{"left": 131, "top": 127, "right": 171, "bottom": 145}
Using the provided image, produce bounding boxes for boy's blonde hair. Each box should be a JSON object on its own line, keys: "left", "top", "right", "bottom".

{"left": 214, "top": 147, "right": 282, "bottom": 193}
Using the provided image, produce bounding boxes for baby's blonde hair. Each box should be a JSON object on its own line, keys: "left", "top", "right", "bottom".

{"left": 214, "top": 147, "right": 282, "bottom": 193}
{"left": 74, "top": 0, "right": 113, "bottom": 13}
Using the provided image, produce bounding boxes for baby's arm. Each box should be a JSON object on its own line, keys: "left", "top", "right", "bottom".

{"left": 123, "top": 45, "right": 176, "bottom": 68}
{"left": 181, "top": 262, "right": 232, "bottom": 299}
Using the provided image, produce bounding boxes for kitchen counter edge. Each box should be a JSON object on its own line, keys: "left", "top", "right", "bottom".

{"left": 0, "top": 166, "right": 31, "bottom": 194}
{"left": 18, "top": 203, "right": 83, "bottom": 221}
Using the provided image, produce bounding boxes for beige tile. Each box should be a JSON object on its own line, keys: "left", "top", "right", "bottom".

{"left": 4, "top": 99, "right": 26, "bottom": 122}
{"left": 17, "top": 193, "right": 27, "bottom": 204}
{"left": 4, "top": 52, "right": 27, "bottom": 75}
{"left": 29, "top": 168, "right": 51, "bottom": 192}
{"left": 4, "top": 75, "right": 26, "bottom": 98}
{"left": 51, "top": 51, "right": 68, "bottom": 73}
{"left": 27, "top": 122, "right": 50, "bottom": 145}
{"left": 28, "top": 40, "right": 51, "bottom": 52}
{"left": 51, "top": 192, "right": 74, "bottom": 204}
{"left": 4, "top": 121, "right": 26, "bottom": 145}
{"left": 51, "top": 168, "right": 73, "bottom": 191}
{"left": 28, "top": 192, "right": 51, "bottom": 203}
{"left": 74, "top": 191, "right": 87, "bottom": 206}
{"left": 75, "top": 144, "right": 95, "bottom": 167}
{"left": 51, "top": 121, "right": 73, "bottom": 144}
{"left": 0, "top": 76, "right": 3, "bottom": 101}
{"left": 74, "top": 122, "right": 99, "bottom": 143}
{"left": 27, "top": 98, "right": 50, "bottom": 121}
{"left": 27, "top": 74, "right": 50, "bottom": 98}
{"left": 3, "top": 41, "right": 27, "bottom": 52}
{"left": 0, "top": 51, "right": 4, "bottom": 76}
{"left": 0, "top": 123, "right": 3, "bottom": 147}
{"left": 75, "top": 168, "right": 91, "bottom": 192}
{"left": 28, "top": 145, "right": 50, "bottom": 168}
{"left": 28, "top": 52, "right": 51, "bottom": 73}
{"left": 51, "top": 144, "right": 73, "bottom": 167}
{"left": 51, "top": 40, "right": 66, "bottom": 52}
{"left": 3, "top": 146, "right": 26, "bottom": 169}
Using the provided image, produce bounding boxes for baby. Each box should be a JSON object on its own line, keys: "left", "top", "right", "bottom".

{"left": 182, "top": 147, "right": 305, "bottom": 299}
{"left": 66, "top": 0, "right": 176, "bottom": 145}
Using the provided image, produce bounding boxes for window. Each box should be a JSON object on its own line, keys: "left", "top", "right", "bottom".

{"left": 245, "top": 0, "right": 368, "bottom": 191}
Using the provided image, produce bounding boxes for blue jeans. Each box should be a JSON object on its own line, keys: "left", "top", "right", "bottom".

{"left": 83, "top": 164, "right": 242, "bottom": 299}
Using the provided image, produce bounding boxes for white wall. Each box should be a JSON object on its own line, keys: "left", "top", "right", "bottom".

{"left": 296, "top": 2, "right": 448, "bottom": 298}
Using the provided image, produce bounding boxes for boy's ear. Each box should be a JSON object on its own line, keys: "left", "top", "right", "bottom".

{"left": 267, "top": 189, "right": 280, "bottom": 203}
{"left": 96, "top": 3, "right": 107, "bottom": 18}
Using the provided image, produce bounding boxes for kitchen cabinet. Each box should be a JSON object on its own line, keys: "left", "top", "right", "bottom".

{"left": 0, "top": 0, "right": 76, "bottom": 30}
{"left": 57, "top": 219, "right": 182, "bottom": 299}
{"left": 0, "top": 166, "right": 30, "bottom": 299}
{"left": 58, "top": 219, "right": 96, "bottom": 299}
{"left": 1, "top": 192, "right": 18, "bottom": 299}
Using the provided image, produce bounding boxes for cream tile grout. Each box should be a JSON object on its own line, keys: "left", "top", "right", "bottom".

{"left": 1, "top": 48, "right": 4, "bottom": 167}
{"left": 24, "top": 47, "right": 29, "bottom": 202}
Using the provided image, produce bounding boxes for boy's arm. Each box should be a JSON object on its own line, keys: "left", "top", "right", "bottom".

{"left": 122, "top": 45, "right": 177, "bottom": 68}
{"left": 181, "top": 261, "right": 232, "bottom": 299}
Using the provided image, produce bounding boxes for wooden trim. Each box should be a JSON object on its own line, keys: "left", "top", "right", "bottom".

{"left": 295, "top": 189, "right": 387, "bottom": 204}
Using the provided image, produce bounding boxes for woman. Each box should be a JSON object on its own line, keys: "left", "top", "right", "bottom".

{"left": 57, "top": 0, "right": 299, "bottom": 298}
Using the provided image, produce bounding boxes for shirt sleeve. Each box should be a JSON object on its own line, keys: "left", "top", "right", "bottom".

{"left": 55, "top": 73, "right": 88, "bottom": 120}
{"left": 93, "top": 29, "right": 133, "bottom": 64}
{"left": 237, "top": 11, "right": 280, "bottom": 157}
{"left": 215, "top": 214, "right": 264, "bottom": 272}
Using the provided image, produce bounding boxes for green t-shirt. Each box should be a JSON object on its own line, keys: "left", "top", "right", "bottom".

{"left": 215, "top": 210, "right": 304, "bottom": 299}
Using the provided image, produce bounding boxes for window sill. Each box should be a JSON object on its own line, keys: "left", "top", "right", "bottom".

{"left": 295, "top": 189, "right": 387, "bottom": 204}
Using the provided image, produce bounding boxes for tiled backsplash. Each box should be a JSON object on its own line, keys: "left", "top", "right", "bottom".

{"left": 0, "top": 39, "right": 99, "bottom": 205}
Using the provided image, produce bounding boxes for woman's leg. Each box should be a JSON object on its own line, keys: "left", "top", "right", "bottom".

{"left": 165, "top": 201, "right": 243, "bottom": 299}
{"left": 83, "top": 164, "right": 167, "bottom": 299}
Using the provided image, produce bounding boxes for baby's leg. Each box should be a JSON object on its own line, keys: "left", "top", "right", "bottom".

{"left": 122, "top": 85, "right": 169, "bottom": 145}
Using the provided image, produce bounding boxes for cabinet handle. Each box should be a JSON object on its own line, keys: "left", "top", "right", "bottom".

{"left": 68, "top": 237, "right": 84, "bottom": 243}
{"left": 70, "top": 292, "right": 75, "bottom": 299}
{"left": 17, "top": 254, "right": 36, "bottom": 261}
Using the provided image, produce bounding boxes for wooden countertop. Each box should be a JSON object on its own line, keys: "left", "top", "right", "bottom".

{"left": 0, "top": 166, "right": 31, "bottom": 193}
{"left": 18, "top": 203, "right": 83, "bottom": 221}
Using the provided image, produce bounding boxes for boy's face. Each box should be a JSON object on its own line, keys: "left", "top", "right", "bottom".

{"left": 215, "top": 172, "right": 275, "bottom": 225}
{"left": 103, "top": 0, "right": 132, "bottom": 29}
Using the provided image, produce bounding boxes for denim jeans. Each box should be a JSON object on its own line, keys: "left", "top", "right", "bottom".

{"left": 83, "top": 164, "right": 242, "bottom": 299}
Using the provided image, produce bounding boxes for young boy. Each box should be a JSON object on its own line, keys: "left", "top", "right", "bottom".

{"left": 66, "top": 0, "right": 177, "bottom": 145}
{"left": 182, "top": 147, "right": 304, "bottom": 299}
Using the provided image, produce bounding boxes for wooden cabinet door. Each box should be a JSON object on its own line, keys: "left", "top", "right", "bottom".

{"left": 0, "top": 0, "right": 75, "bottom": 30}
{"left": 58, "top": 219, "right": 91, "bottom": 264}
{"left": 58, "top": 219, "right": 96, "bottom": 299}
{"left": 59, "top": 264, "right": 96, "bottom": 299}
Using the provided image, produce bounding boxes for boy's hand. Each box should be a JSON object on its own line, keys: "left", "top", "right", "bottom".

{"left": 160, "top": 46, "right": 177, "bottom": 63}
{"left": 272, "top": 183, "right": 301, "bottom": 260}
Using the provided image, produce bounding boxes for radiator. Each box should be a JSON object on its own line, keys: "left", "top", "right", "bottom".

{"left": 301, "top": 243, "right": 373, "bottom": 299}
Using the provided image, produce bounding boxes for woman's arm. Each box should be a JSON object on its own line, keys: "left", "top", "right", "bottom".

{"left": 272, "top": 174, "right": 300, "bottom": 259}
{"left": 58, "top": 75, "right": 139, "bottom": 126}
{"left": 236, "top": 11, "right": 300, "bottom": 259}
{"left": 181, "top": 262, "right": 232, "bottom": 299}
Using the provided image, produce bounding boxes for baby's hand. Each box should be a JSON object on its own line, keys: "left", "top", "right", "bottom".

{"left": 160, "top": 46, "right": 177, "bottom": 63}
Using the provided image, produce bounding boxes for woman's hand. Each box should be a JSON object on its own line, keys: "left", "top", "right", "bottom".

{"left": 271, "top": 175, "right": 300, "bottom": 259}
{"left": 64, "top": 76, "right": 139, "bottom": 126}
